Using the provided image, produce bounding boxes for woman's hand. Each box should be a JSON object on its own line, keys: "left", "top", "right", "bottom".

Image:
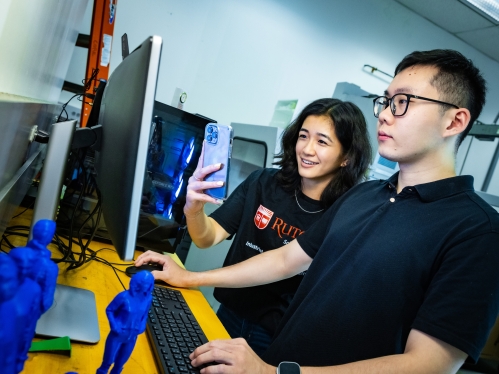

{"left": 134, "top": 251, "right": 197, "bottom": 288}
{"left": 184, "top": 141, "right": 224, "bottom": 218}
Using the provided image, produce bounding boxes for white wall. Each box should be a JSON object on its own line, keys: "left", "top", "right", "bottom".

{"left": 0, "top": 0, "right": 88, "bottom": 103}
{"left": 64, "top": 0, "right": 499, "bottom": 191}
{"left": 102, "top": 0, "right": 499, "bottom": 125}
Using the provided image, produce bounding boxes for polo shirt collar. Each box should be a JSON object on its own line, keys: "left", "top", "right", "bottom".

{"left": 385, "top": 172, "right": 475, "bottom": 202}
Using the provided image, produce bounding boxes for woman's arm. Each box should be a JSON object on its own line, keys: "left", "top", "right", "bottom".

{"left": 135, "top": 239, "right": 312, "bottom": 288}
{"left": 184, "top": 142, "right": 230, "bottom": 248}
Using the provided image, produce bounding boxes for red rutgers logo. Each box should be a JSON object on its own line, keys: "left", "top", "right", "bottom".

{"left": 254, "top": 205, "right": 274, "bottom": 229}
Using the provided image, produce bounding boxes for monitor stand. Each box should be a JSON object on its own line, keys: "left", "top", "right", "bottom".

{"left": 31, "top": 120, "right": 100, "bottom": 343}
{"left": 35, "top": 284, "right": 100, "bottom": 343}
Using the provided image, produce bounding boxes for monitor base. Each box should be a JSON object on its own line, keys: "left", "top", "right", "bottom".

{"left": 35, "top": 283, "right": 100, "bottom": 344}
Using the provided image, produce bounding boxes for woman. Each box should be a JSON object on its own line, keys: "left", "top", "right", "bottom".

{"left": 137, "top": 98, "right": 372, "bottom": 355}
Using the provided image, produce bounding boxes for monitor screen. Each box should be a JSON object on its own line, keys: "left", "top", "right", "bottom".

{"left": 135, "top": 102, "right": 214, "bottom": 253}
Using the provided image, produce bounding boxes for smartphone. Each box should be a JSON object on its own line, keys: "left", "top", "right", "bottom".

{"left": 202, "top": 123, "right": 233, "bottom": 200}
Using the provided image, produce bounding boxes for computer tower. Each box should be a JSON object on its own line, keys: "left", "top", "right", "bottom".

{"left": 58, "top": 102, "right": 215, "bottom": 255}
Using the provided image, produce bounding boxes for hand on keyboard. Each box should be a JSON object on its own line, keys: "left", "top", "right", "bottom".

{"left": 189, "top": 338, "right": 275, "bottom": 374}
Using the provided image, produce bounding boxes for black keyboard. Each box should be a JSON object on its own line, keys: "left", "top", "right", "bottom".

{"left": 147, "top": 285, "right": 209, "bottom": 374}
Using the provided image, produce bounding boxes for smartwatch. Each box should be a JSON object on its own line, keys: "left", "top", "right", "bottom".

{"left": 277, "top": 361, "right": 301, "bottom": 374}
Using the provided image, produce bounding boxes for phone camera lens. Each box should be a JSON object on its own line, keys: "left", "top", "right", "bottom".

{"left": 207, "top": 126, "right": 213, "bottom": 133}
{"left": 212, "top": 132, "right": 218, "bottom": 139}
{"left": 207, "top": 135, "right": 212, "bottom": 142}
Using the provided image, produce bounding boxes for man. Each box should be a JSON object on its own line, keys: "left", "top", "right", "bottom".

{"left": 136, "top": 49, "right": 499, "bottom": 373}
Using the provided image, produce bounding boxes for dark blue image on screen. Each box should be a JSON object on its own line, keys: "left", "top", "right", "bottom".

{"left": 135, "top": 101, "right": 214, "bottom": 253}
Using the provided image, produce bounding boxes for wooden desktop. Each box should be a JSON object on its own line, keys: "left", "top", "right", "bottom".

{"left": 7, "top": 214, "right": 229, "bottom": 374}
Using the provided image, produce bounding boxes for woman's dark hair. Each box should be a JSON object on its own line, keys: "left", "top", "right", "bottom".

{"left": 274, "top": 98, "right": 372, "bottom": 208}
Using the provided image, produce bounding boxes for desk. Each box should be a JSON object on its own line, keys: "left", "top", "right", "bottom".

{"left": 6, "top": 219, "right": 230, "bottom": 373}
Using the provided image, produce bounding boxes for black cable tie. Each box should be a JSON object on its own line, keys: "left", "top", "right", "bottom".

{"left": 34, "top": 129, "right": 50, "bottom": 144}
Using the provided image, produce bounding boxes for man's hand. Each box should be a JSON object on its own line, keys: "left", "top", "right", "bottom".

{"left": 134, "top": 251, "right": 196, "bottom": 287}
{"left": 189, "top": 338, "right": 275, "bottom": 374}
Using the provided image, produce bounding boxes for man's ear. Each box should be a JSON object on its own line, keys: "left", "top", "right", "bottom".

{"left": 443, "top": 108, "right": 471, "bottom": 138}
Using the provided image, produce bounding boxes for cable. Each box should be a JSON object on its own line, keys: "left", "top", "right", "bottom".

{"left": 87, "top": 248, "right": 130, "bottom": 291}
{"left": 68, "top": 192, "right": 102, "bottom": 270}
{"left": 4, "top": 220, "right": 133, "bottom": 292}
{"left": 66, "top": 152, "right": 103, "bottom": 270}
{"left": 57, "top": 94, "right": 82, "bottom": 123}
{"left": 0, "top": 234, "right": 16, "bottom": 253}
{"left": 56, "top": 68, "right": 100, "bottom": 123}
{"left": 11, "top": 200, "right": 35, "bottom": 219}
{"left": 83, "top": 68, "right": 99, "bottom": 92}
{"left": 54, "top": 148, "right": 94, "bottom": 268}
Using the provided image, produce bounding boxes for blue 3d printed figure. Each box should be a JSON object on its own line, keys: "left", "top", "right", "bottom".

{"left": 97, "top": 271, "right": 154, "bottom": 374}
{"left": 9, "top": 246, "right": 42, "bottom": 373}
{"left": 27, "top": 219, "right": 58, "bottom": 313}
{"left": 0, "top": 219, "right": 58, "bottom": 374}
{"left": 0, "top": 255, "right": 21, "bottom": 374}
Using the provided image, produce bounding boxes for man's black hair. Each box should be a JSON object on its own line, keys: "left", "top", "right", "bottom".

{"left": 395, "top": 49, "right": 487, "bottom": 149}
{"left": 274, "top": 98, "right": 372, "bottom": 208}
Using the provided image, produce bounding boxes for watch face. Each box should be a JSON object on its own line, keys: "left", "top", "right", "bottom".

{"left": 278, "top": 362, "right": 300, "bottom": 374}
{"left": 180, "top": 92, "right": 187, "bottom": 103}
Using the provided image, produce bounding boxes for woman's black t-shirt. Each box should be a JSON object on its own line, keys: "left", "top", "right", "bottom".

{"left": 210, "top": 168, "right": 325, "bottom": 335}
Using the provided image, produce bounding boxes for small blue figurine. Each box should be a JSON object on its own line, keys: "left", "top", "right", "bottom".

{"left": 27, "top": 219, "right": 56, "bottom": 257}
{"left": 0, "top": 255, "right": 21, "bottom": 374}
{"left": 0, "top": 219, "right": 58, "bottom": 374}
{"left": 9, "top": 246, "right": 42, "bottom": 373}
{"left": 26, "top": 219, "right": 58, "bottom": 313}
{"left": 97, "top": 271, "right": 154, "bottom": 374}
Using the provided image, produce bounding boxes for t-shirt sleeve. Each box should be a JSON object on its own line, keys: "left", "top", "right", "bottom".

{"left": 296, "top": 201, "right": 338, "bottom": 259}
{"left": 412, "top": 232, "right": 499, "bottom": 362}
{"left": 209, "top": 169, "right": 261, "bottom": 235}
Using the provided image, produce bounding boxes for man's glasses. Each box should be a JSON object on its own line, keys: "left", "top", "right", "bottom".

{"left": 373, "top": 94, "right": 459, "bottom": 118}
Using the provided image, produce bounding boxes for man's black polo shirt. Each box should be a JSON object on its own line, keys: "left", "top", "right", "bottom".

{"left": 263, "top": 174, "right": 499, "bottom": 366}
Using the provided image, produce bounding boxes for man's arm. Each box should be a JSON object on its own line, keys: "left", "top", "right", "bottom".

{"left": 134, "top": 239, "right": 312, "bottom": 288}
{"left": 189, "top": 329, "right": 467, "bottom": 374}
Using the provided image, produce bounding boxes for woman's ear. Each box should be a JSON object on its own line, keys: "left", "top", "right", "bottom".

{"left": 341, "top": 159, "right": 349, "bottom": 167}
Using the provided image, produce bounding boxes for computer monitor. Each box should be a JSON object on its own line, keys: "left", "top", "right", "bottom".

{"left": 368, "top": 152, "right": 399, "bottom": 180}
{"left": 94, "top": 35, "right": 162, "bottom": 261}
{"left": 30, "top": 35, "right": 163, "bottom": 342}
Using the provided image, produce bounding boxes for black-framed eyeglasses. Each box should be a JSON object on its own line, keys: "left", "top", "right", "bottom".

{"left": 373, "top": 93, "right": 459, "bottom": 118}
